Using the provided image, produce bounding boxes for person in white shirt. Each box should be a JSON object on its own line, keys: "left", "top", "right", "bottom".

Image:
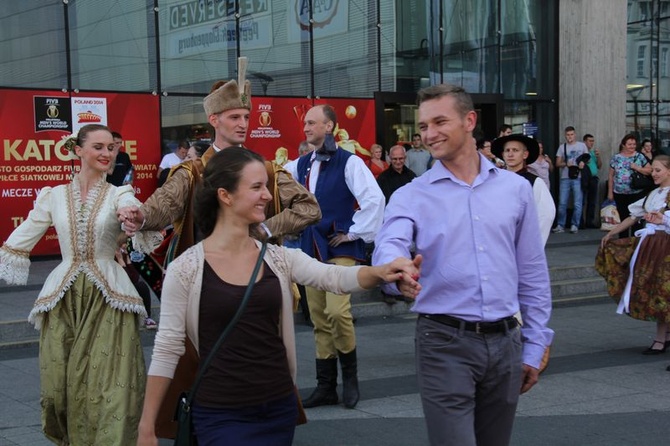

{"left": 492, "top": 134, "right": 556, "bottom": 245}
{"left": 283, "top": 104, "right": 385, "bottom": 410}
{"left": 157, "top": 140, "right": 189, "bottom": 179}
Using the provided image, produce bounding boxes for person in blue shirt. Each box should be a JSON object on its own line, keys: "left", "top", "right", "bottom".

{"left": 372, "top": 83, "right": 554, "bottom": 446}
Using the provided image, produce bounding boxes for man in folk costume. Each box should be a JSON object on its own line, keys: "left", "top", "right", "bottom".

{"left": 284, "top": 104, "right": 385, "bottom": 409}
{"left": 118, "top": 57, "right": 321, "bottom": 438}
{"left": 120, "top": 57, "right": 320, "bottom": 260}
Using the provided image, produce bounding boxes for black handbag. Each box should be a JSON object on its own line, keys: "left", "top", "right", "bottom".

{"left": 631, "top": 170, "right": 654, "bottom": 190}
{"left": 174, "top": 241, "right": 267, "bottom": 446}
{"left": 630, "top": 154, "right": 654, "bottom": 191}
{"left": 630, "top": 153, "right": 653, "bottom": 191}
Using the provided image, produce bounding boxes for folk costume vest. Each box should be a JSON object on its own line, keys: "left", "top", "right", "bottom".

{"left": 296, "top": 148, "right": 366, "bottom": 262}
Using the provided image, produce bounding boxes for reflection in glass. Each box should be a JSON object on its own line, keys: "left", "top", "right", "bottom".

{"left": 0, "top": 2, "right": 67, "bottom": 89}
{"left": 69, "top": 0, "right": 155, "bottom": 91}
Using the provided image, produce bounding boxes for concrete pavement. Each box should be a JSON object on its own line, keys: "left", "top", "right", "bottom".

{"left": 2, "top": 229, "right": 670, "bottom": 445}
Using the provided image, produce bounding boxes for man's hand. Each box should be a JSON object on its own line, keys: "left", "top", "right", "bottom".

{"left": 396, "top": 254, "right": 423, "bottom": 300}
{"left": 520, "top": 364, "right": 539, "bottom": 394}
{"left": 328, "top": 232, "right": 350, "bottom": 247}
{"left": 117, "top": 206, "right": 144, "bottom": 236}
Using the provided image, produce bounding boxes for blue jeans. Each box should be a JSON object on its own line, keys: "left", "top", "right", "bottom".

{"left": 557, "top": 178, "right": 583, "bottom": 228}
{"left": 192, "top": 392, "right": 297, "bottom": 446}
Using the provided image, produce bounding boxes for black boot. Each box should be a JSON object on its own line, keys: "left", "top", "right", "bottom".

{"left": 302, "top": 358, "right": 338, "bottom": 408}
{"left": 339, "top": 349, "right": 360, "bottom": 409}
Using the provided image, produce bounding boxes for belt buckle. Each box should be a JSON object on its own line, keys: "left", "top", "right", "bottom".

{"left": 475, "top": 322, "right": 482, "bottom": 334}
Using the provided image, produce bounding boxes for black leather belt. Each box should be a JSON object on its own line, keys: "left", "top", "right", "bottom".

{"left": 420, "top": 313, "right": 518, "bottom": 334}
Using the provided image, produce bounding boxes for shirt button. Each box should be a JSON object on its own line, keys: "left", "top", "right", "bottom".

{"left": 483, "top": 276, "right": 488, "bottom": 281}
{"left": 478, "top": 246, "right": 484, "bottom": 251}
{"left": 474, "top": 216, "right": 480, "bottom": 221}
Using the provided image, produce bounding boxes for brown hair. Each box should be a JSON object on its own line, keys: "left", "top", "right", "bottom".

{"left": 416, "top": 84, "right": 474, "bottom": 117}
{"left": 194, "top": 147, "right": 265, "bottom": 237}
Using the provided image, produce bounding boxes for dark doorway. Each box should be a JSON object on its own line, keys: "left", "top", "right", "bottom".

{"left": 374, "top": 91, "right": 504, "bottom": 152}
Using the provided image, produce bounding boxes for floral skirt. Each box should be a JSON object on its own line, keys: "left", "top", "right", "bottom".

{"left": 39, "top": 274, "right": 146, "bottom": 445}
{"left": 596, "top": 233, "right": 670, "bottom": 322}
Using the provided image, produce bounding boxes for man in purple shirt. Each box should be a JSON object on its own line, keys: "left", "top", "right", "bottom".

{"left": 372, "top": 84, "right": 553, "bottom": 446}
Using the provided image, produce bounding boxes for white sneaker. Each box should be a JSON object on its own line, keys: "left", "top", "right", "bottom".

{"left": 552, "top": 226, "right": 565, "bottom": 233}
{"left": 570, "top": 225, "right": 579, "bottom": 234}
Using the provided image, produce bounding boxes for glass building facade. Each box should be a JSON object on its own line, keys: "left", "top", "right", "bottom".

{"left": 627, "top": 0, "right": 670, "bottom": 153}
{"left": 1, "top": 0, "right": 559, "bottom": 151}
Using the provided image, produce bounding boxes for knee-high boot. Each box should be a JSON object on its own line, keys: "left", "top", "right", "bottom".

{"left": 302, "top": 358, "right": 339, "bottom": 408}
{"left": 339, "top": 349, "right": 360, "bottom": 409}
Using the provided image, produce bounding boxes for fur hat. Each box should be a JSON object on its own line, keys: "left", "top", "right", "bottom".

{"left": 203, "top": 56, "right": 251, "bottom": 115}
{"left": 203, "top": 79, "right": 251, "bottom": 115}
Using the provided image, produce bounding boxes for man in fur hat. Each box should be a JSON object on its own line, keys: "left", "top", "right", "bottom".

{"left": 119, "top": 58, "right": 320, "bottom": 263}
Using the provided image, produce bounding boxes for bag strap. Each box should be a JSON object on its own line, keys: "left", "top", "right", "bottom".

{"left": 183, "top": 240, "right": 268, "bottom": 407}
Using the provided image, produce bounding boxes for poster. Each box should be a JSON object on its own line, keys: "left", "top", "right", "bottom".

{"left": 0, "top": 90, "right": 160, "bottom": 256}
{"left": 246, "top": 97, "right": 376, "bottom": 164}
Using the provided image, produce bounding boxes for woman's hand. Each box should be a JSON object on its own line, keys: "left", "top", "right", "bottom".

{"left": 601, "top": 232, "right": 614, "bottom": 248}
{"left": 389, "top": 255, "right": 423, "bottom": 300}
{"left": 117, "top": 205, "right": 145, "bottom": 236}
{"left": 645, "top": 211, "right": 664, "bottom": 225}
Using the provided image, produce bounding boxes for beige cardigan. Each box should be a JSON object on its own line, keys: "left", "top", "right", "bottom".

{"left": 148, "top": 240, "right": 363, "bottom": 383}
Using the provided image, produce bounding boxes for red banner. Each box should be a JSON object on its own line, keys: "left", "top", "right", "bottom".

{"left": 245, "top": 97, "right": 376, "bottom": 164}
{"left": 0, "top": 90, "right": 160, "bottom": 256}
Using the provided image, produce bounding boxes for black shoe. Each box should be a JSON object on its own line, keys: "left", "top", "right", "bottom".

{"left": 302, "top": 386, "right": 338, "bottom": 408}
{"left": 642, "top": 340, "right": 667, "bottom": 355}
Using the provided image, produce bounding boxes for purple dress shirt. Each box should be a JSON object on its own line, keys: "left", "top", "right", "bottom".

{"left": 372, "top": 154, "right": 554, "bottom": 368}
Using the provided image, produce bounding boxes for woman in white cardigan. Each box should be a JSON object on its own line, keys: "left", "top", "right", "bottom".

{"left": 137, "top": 147, "right": 420, "bottom": 446}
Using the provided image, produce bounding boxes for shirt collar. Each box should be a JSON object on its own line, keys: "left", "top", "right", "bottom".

{"left": 426, "top": 152, "right": 500, "bottom": 186}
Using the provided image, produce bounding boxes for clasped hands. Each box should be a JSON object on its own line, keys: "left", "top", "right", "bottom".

{"left": 117, "top": 206, "right": 145, "bottom": 237}
{"left": 382, "top": 254, "right": 423, "bottom": 300}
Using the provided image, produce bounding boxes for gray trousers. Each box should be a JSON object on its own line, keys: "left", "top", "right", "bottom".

{"left": 415, "top": 316, "right": 523, "bottom": 446}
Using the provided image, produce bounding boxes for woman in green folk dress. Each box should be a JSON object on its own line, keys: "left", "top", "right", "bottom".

{"left": 0, "top": 124, "right": 161, "bottom": 444}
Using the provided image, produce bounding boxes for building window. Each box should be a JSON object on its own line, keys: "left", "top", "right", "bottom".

{"left": 640, "top": 1, "right": 650, "bottom": 21}
{"left": 662, "top": 47, "right": 669, "bottom": 77}
{"left": 638, "top": 45, "right": 647, "bottom": 77}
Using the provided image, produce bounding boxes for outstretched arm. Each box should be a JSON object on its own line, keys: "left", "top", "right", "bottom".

{"left": 601, "top": 216, "right": 638, "bottom": 247}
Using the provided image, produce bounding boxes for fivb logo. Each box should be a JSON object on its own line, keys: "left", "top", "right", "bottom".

{"left": 258, "top": 104, "right": 272, "bottom": 127}
{"left": 46, "top": 98, "right": 60, "bottom": 118}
